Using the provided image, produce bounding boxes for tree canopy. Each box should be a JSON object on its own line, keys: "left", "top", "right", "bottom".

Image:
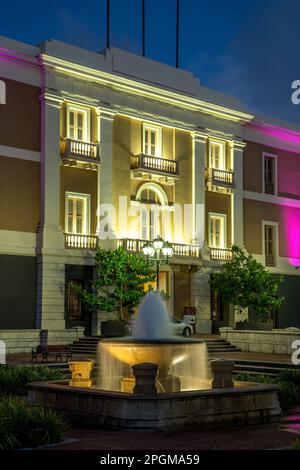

{"left": 210, "top": 246, "right": 284, "bottom": 321}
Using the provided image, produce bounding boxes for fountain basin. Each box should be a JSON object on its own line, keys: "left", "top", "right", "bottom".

{"left": 27, "top": 380, "right": 281, "bottom": 430}
{"left": 101, "top": 338, "right": 204, "bottom": 367}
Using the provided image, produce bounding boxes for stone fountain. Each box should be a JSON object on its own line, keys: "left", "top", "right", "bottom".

{"left": 27, "top": 292, "right": 282, "bottom": 430}
{"left": 98, "top": 292, "right": 209, "bottom": 393}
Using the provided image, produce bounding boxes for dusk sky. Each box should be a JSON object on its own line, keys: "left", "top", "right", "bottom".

{"left": 1, "top": 0, "right": 300, "bottom": 124}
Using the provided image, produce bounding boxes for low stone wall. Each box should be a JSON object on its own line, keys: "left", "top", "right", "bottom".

{"left": 27, "top": 380, "right": 281, "bottom": 430}
{"left": 220, "top": 327, "right": 300, "bottom": 355}
{"left": 0, "top": 327, "right": 85, "bottom": 354}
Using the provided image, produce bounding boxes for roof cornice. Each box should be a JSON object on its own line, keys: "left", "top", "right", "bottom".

{"left": 40, "top": 53, "right": 254, "bottom": 124}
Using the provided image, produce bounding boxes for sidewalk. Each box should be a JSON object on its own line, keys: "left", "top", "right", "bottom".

{"left": 47, "top": 419, "right": 300, "bottom": 450}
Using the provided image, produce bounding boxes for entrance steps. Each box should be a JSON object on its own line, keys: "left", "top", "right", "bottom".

{"left": 203, "top": 338, "right": 241, "bottom": 354}
{"left": 69, "top": 336, "right": 241, "bottom": 355}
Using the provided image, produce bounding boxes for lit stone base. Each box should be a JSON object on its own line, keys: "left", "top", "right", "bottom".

{"left": 27, "top": 380, "right": 281, "bottom": 430}
{"left": 220, "top": 328, "right": 300, "bottom": 355}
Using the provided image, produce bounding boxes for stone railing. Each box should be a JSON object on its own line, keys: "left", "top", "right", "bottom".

{"left": 210, "top": 247, "right": 233, "bottom": 261}
{"left": 64, "top": 233, "right": 98, "bottom": 250}
{"left": 62, "top": 138, "right": 100, "bottom": 164}
{"left": 117, "top": 238, "right": 200, "bottom": 258}
{"left": 207, "top": 168, "right": 234, "bottom": 191}
{"left": 132, "top": 154, "right": 179, "bottom": 176}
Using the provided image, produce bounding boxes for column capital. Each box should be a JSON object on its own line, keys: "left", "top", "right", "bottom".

{"left": 39, "top": 91, "right": 63, "bottom": 109}
{"left": 192, "top": 129, "right": 208, "bottom": 143}
{"left": 97, "top": 105, "right": 117, "bottom": 121}
{"left": 229, "top": 139, "right": 247, "bottom": 151}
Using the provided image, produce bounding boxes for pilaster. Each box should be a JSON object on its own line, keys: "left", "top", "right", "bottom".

{"left": 36, "top": 91, "right": 65, "bottom": 329}
{"left": 230, "top": 140, "right": 246, "bottom": 248}
{"left": 190, "top": 269, "right": 212, "bottom": 334}
{"left": 191, "top": 131, "right": 207, "bottom": 246}
{"left": 97, "top": 107, "right": 118, "bottom": 248}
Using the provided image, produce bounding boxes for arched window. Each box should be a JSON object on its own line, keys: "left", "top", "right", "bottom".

{"left": 136, "top": 183, "right": 168, "bottom": 240}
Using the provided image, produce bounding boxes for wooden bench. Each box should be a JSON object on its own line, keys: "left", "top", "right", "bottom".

{"left": 31, "top": 345, "right": 72, "bottom": 363}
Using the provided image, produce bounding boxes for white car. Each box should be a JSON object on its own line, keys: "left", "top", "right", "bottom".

{"left": 169, "top": 316, "right": 193, "bottom": 337}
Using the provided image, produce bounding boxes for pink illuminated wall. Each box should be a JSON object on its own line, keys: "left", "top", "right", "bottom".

{"left": 282, "top": 206, "right": 300, "bottom": 266}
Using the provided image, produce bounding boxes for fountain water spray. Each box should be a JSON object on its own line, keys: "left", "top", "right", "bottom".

{"left": 97, "top": 292, "right": 210, "bottom": 393}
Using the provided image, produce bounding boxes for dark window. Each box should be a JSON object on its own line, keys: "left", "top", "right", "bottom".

{"left": 264, "top": 155, "right": 275, "bottom": 194}
{"left": 65, "top": 265, "right": 93, "bottom": 331}
{"left": 264, "top": 225, "right": 276, "bottom": 266}
{"left": 211, "top": 287, "right": 224, "bottom": 321}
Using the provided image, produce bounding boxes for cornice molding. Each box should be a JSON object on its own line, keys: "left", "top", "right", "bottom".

{"left": 40, "top": 54, "right": 254, "bottom": 124}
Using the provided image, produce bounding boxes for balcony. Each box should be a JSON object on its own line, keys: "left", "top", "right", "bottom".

{"left": 64, "top": 233, "right": 98, "bottom": 250}
{"left": 131, "top": 154, "right": 179, "bottom": 185}
{"left": 206, "top": 168, "right": 234, "bottom": 193}
{"left": 61, "top": 138, "right": 100, "bottom": 169}
{"left": 210, "top": 247, "right": 233, "bottom": 262}
{"left": 117, "top": 238, "right": 200, "bottom": 259}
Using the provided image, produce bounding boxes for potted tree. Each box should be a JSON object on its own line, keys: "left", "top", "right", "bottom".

{"left": 78, "top": 247, "right": 155, "bottom": 336}
{"left": 210, "top": 246, "right": 284, "bottom": 330}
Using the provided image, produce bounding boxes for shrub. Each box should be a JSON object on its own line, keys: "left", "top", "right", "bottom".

{"left": 291, "top": 438, "right": 300, "bottom": 450}
{"left": 235, "top": 372, "right": 300, "bottom": 409}
{"left": 0, "top": 365, "right": 65, "bottom": 396}
{"left": 0, "top": 396, "right": 66, "bottom": 450}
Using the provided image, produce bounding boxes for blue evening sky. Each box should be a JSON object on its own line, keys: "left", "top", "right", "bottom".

{"left": 1, "top": 0, "right": 300, "bottom": 124}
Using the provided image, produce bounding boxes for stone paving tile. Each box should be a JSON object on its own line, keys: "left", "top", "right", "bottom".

{"left": 47, "top": 423, "right": 297, "bottom": 451}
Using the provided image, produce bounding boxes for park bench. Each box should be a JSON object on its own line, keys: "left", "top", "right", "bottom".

{"left": 31, "top": 344, "right": 73, "bottom": 363}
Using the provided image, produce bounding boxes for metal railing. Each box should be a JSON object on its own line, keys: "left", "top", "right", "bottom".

{"left": 210, "top": 247, "right": 233, "bottom": 261}
{"left": 265, "top": 254, "right": 276, "bottom": 267}
{"left": 64, "top": 233, "right": 98, "bottom": 250}
{"left": 207, "top": 168, "right": 234, "bottom": 189}
{"left": 264, "top": 182, "right": 275, "bottom": 195}
{"left": 63, "top": 138, "right": 100, "bottom": 162}
{"left": 117, "top": 238, "right": 200, "bottom": 258}
{"left": 132, "top": 154, "right": 179, "bottom": 176}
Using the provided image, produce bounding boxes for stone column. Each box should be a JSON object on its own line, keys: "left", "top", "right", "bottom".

{"left": 211, "top": 359, "right": 234, "bottom": 388}
{"left": 36, "top": 92, "right": 65, "bottom": 330}
{"left": 191, "top": 268, "right": 212, "bottom": 334}
{"left": 132, "top": 363, "right": 158, "bottom": 395}
{"left": 231, "top": 140, "right": 246, "bottom": 248}
{"left": 191, "top": 131, "right": 207, "bottom": 246}
{"left": 97, "top": 107, "right": 117, "bottom": 248}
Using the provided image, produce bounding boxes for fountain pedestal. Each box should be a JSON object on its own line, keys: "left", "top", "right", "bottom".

{"left": 133, "top": 363, "right": 158, "bottom": 395}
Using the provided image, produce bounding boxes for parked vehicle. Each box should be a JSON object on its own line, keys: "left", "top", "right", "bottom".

{"left": 126, "top": 316, "right": 193, "bottom": 337}
{"left": 169, "top": 316, "right": 193, "bottom": 337}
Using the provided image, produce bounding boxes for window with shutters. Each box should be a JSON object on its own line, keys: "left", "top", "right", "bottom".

{"left": 143, "top": 124, "right": 162, "bottom": 157}
{"left": 263, "top": 153, "right": 277, "bottom": 195}
{"left": 209, "top": 140, "right": 226, "bottom": 170}
{"left": 67, "top": 104, "right": 90, "bottom": 142}
{"left": 65, "top": 192, "right": 90, "bottom": 235}
{"left": 208, "top": 213, "right": 227, "bottom": 248}
{"left": 263, "top": 222, "right": 278, "bottom": 267}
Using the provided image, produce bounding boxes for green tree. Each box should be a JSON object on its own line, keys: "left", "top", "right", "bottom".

{"left": 210, "top": 245, "right": 284, "bottom": 321}
{"left": 79, "top": 247, "right": 155, "bottom": 319}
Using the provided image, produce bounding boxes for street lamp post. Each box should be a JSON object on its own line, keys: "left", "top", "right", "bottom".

{"left": 142, "top": 236, "right": 174, "bottom": 291}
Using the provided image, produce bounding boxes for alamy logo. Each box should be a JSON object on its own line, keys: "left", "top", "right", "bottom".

{"left": 0, "top": 340, "right": 6, "bottom": 364}
{"left": 291, "top": 340, "right": 300, "bottom": 365}
{"left": 0, "top": 80, "right": 5, "bottom": 104}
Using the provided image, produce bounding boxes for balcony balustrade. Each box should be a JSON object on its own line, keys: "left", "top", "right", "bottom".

{"left": 210, "top": 247, "right": 233, "bottom": 262}
{"left": 62, "top": 138, "right": 100, "bottom": 168}
{"left": 64, "top": 233, "right": 98, "bottom": 250}
{"left": 131, "top": 154, "right": 179, "bottom": 184}
{"left": 117, "top": 238, "right": 200, "bottom": 259}
{"left": 206, "top": 168, "right": 235, "bottom": 192}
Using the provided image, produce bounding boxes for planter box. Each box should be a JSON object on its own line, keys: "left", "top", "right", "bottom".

{"left": 101, "top": 321, "right": 127, "bottom": 337}
{"left": 236, "top": 321, "right": 272, "bottom": 331}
